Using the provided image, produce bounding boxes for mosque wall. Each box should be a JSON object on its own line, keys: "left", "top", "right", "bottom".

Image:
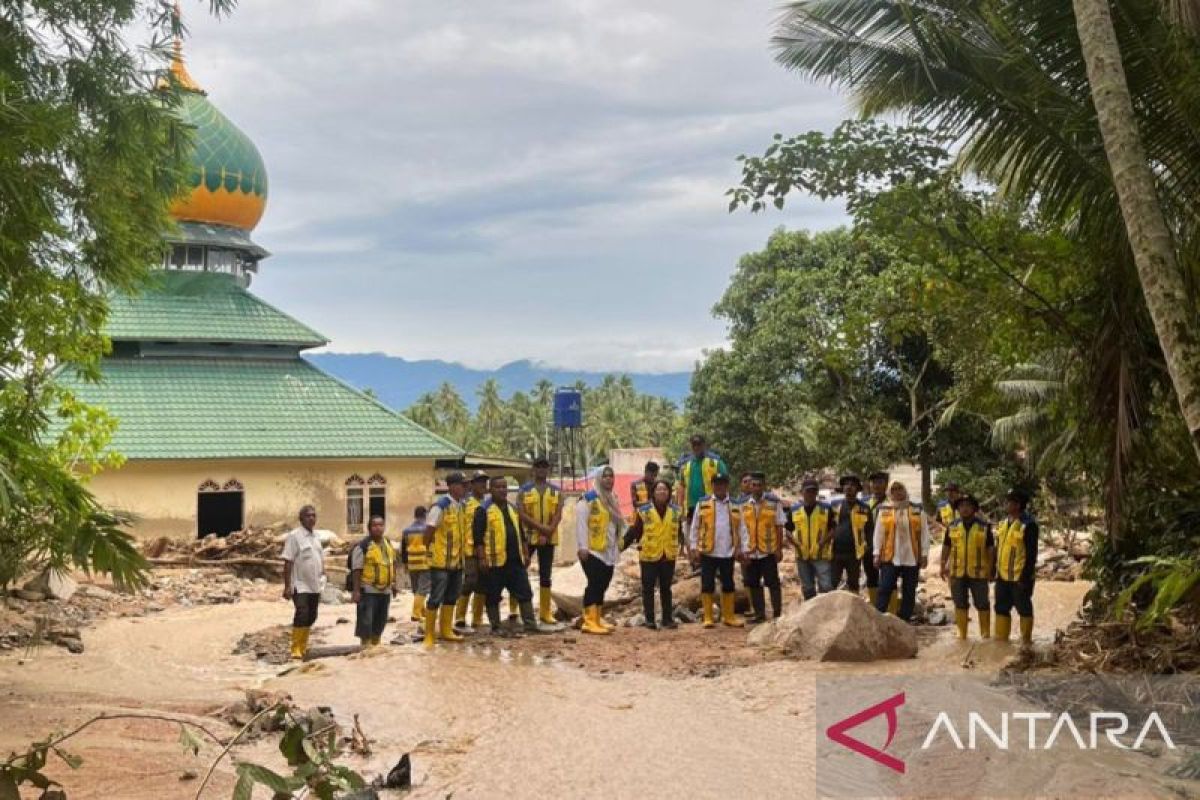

{"left": 87, "top": 458, "right": 438, "bottom": 540}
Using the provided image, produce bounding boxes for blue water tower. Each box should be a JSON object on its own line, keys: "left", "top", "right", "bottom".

{"left": 553, "top": 388, "right": 583, "bottom": 429}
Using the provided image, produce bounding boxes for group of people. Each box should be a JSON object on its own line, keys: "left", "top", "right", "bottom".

{"left": 279, "top": 434, "right": 1041, "bottom": 660}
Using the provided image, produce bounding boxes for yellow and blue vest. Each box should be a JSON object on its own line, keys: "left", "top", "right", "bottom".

{"left": 479, "top": 499, "right": 526, "bottom": 569}
{"left": 830, "top": 498, "right": 871, "bottom": 559}
{"left": 518, "top": 481, "right": 562, "bottom": 546}
{"left": 792, "top": 502, "right": 833, "bottom": 560}
{"left": 581, "top": 489, "right": 614, "bottom": 552}
{"left": 740, "top": 493, "right": 786, "bottom": 555}
{"left": 995, "top": 514, "right": 1035, "bottom": 582}
{"left": 428, "top": 495, "right": 469, "bottom": 570}
{"left": 692, "top": 495, "right": 741, "bottom": 555}
{"left": 402, "top": 523, "right": 429, "bottom": 571}
{"left": 636, "top": 502, "right": 682, "bottom": 562}
{"left": 878, "top": 506, "right": 924, "bottom": 564}
{"left": 946, "top": 518, "right": 992, "bottom": 579}
{"left": 359, "top": 537, "right": 397, "bottom": 590}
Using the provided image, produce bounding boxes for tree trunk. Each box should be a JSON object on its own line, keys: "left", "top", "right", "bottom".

{"left": 1073, "top": 0, "right": 1200, "bottom": 466}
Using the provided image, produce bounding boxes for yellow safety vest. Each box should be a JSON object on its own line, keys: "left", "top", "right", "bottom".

{"left": 637, "top": 503, "right": 681, "bottom": 562}
{"left": 937, "top": 500, "right": 956, "bottom": 528}
{"left": 693, "top": 495, "right": 741, "bottom": 555}
{"left": 742, "top": 494, "right": 784, "bottom": 555}
{"left": 879, "top": 507, "right": 924, "bottom": 564}
{"left": 519, "top": 482, "right": 562, "bottom": 546}
{"left": 428, "top": 496, "right": 468, "bottom": 570}
{"left": 792, "top": 503, "right": 833, "bottom": 560}
{"left": 402, "top": 524, "right": 429, "bottom": 571}
{"left": 582, "top": 490, "right": 613, "bottom": 552}
{"left": 947, "top": 518, "right": 991, "bottom": 579}
{"left": 832, "top": 499, "right": 871, "bottom": 560}
{"left": 360, "top": 538, "right": 396, "bottom": 590}
{"left": 679, "top": 456, "right": 722, "bottom": 510}
{"left": 995, "top": 517, "right": 1030, "bottom": 581}
{"left": 480, "top": 500, "right": 526, "bottom": 569}
{"left": 631, "top": 479, "right": 651, "bottom": 507}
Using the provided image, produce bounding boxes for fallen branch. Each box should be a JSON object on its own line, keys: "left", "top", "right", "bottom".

{"left": 192, "top": 701, "right": 284, "bottom": 799}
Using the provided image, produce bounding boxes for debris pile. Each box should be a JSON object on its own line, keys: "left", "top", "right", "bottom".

{"left": 1037, "top": 612, "right": 1200, "bottom": 674}
{"left": 1037, "top": 528, "right": 1093, "bottom": 582}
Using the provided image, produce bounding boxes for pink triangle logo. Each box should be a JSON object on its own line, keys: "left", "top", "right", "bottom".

{"left": 825, "top": 692, "right": 906, "bottom": 774}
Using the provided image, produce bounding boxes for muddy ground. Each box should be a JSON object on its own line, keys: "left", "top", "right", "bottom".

{"left": 0, "top": 563, "right": 1190, "bottom": 800}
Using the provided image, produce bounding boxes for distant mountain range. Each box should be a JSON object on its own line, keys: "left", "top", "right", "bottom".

{"left": 307, "top": 352, "right": 693, "bottom": 411}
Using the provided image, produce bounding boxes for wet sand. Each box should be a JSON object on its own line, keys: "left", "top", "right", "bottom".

{"left": 0, "top": 580, "right": 1181, "bottom": 799}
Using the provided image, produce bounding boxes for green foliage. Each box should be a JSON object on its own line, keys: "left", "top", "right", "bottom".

{"left": 233, "top": 711, "right": 366, "bottom": 800}
{"left": 1112, "top": 556, "right": 1200, "bottom": 630}
{"left": 407, "top": 376, "right": 681, "bottom": 466}
{"left": 0, "top": 0, "right": 233, "bottom": 588}
{"left": 0, "top": 727, "right": 80, "bottom": 800}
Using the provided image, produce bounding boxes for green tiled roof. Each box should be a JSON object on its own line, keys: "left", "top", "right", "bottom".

{"left": 106, "top": 271, "right": 326, "bottom": 347}
{"left": 54, "top": 357, "right": 463, "bottom": 460}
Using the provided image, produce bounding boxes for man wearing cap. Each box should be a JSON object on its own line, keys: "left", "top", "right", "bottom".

{"left": 454, "top": 471, "right": 490, "bottom": 632}
{"left": 422, "top": 472, "right": 470, "bottom": 649}
{"left": 630, "top": 461, "right": 660, "bottom": 510}
{"left": 476, "top": 476, "right": 540, "bottom": 635}
{"left": 939, "top": 494, "right": 994, "bottom": 640}
{"left": 688, "top": 473, "right": 746, "bottom": 628}
{"left": 935, "top": 481, "right": 963, "bottom": 533}
{"left": 518, "top": 457, "right": 563, "bottom": 625}
{"left": 739, "top": 471, "right": 788, "bottom": 622}
{"left": 787, "top": 478, "right": 834, "bottom": 600}
{"left": 676, "top": 434, "right": 729, "bottom": 524}
{"left": 829, "top": 475, "right": 871, "bottom": 595}
{"left": 993, "top": 489, "right": 1039, "bottom": 646}
{"left": 864, "top": 471, "right": 892, "bottom": 611}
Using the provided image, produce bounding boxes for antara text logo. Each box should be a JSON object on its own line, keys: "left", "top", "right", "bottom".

{"left": 826, "top": 692, "right": 1177, "bottom": 774}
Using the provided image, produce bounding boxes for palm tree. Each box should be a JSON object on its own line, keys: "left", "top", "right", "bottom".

{"left": 772, "top": 0, "right": 1200, "bottom": 466}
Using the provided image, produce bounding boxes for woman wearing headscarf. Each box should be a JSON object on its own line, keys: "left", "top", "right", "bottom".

{"left": 575, "top": 465, "right": 626, "bottom": 635}
{"left": 625, "top": 479, "right": 683, "bottom": 630}
{"left": 872, "top": 481, "right": 930, "bottom": 621}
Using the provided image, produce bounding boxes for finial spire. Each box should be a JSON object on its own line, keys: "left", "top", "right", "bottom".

{"left": 167, "top": 0, "right": 204, "bottom": 93}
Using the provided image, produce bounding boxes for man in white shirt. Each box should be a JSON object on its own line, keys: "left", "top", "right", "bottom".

{"left": 688, "top": 474, "right": 747, "bottom": 628}
{"left": 871, "top": 482, "right": 930, "bottom": 621}
{"left": 282, "top": 504, "right": 325, "bottom": 659}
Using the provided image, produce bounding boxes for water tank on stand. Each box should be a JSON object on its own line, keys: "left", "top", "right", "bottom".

{"left": 553, "top": 388, "right": 583, "bottom": 429}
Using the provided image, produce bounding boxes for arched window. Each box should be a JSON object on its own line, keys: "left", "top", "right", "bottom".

{"left": 345, "top": 475, "right": 365, "bottom": 533}
{"left": 197, "top": 478, "right": 243, "bottom": 538}
{"left": 366, "top": 474, "right": 387, "bottom": 524}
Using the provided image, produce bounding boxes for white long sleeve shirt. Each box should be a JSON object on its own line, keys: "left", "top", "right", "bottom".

{"left": 687, "top": 495, "right": 746, "bottom": 558}
{"left": 872, "top": 503, "right": 930, "bottom": 566}
{"left": 576, "top": 497, "right": 619, "bottom": 566}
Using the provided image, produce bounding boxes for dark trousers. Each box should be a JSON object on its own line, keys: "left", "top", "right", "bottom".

{"left": 461, "top": 554, "right": 481, "bottom": 594}
{"left": 994, "top": 578, "right": 1034, "bottom": 617}
{"left": 581, "top": 555, "right": 614, "bottom": 607}
{"left": 427, "top": 568, "right": 462, "bottom": 610}
{"left": 950, "top": 577, "right": 991, "bottom": 610}
{"left": 742, "top": 555, "right": 781, "bottom": 589}
{"left": 640, "top": 558, "right": 676, "bottom": 624}
{"left": 532, "top": 544, "right": 555, "bottom": 588}
{"left": 877, "top": 563, "right": 919, "bottom": 620}
{"left": 484, "top": 559, "right": 534, "bottom": 606}
{"left": 355, "top": 592, "right": 390, "bottom": 639}
{"left": 700, "top": 555, "right": 735, "bottom": 594}
{"left": 291, "top": 592, "right": 319, "bottom": 628}
{"left": 831, "top": 553, "right": 861, "bottom": 592}
{"left": 861, "top": 553, "right": 879, "bottom": 589}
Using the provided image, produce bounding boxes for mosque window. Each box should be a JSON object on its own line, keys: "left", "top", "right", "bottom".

{"left": 345, "top": 475, "right": 365, "bottom": 532}
{"left": 367, "top": 474, "right": 387, "bottom": 523}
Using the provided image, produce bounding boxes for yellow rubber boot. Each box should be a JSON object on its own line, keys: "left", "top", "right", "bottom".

{"left": 995, "top": 614, "right": 1012, "bottom": 642}
{"left": 596, "top": 605, "right": 615, "bottom": 632}
{"left": 701, "top": 593, "right": 715, "bottom": 628}
{"left": 423, "top": 609, "right": 438, "bottom": 649}
{"left": 888, "top": 594, "right": 901, "bottom": 615}
{"left": 978, "top": 610, "right": 991, "bottom": 639}
{"left": 539, "top": 587, "right": 556, "bottom": 624}
{"left": 867, "top": 588, "right": 878, "bottom": 607}
{"left": 1019, "top": 616, "right": 1034, "bottom": 645}
{"left": 471, "top": 594, "right": 485, "bottom": 627}
{"left": 454, "top": 595, "right": 470, "bottom": 626}
{"left": 955, "top": 608, "right": 969, "bottom": 639}
{"left": 439, "top": 605, "right": 464, "bottom": 642}
{"left": 290, "top": 627, "right": 308, "bottom": 660}
{"left": 411, "top": 593, "right": 426, "bottom": 622}
{"left": 581, "top": 605, "right": 608, "bottom": 635}
{"left": 721, "top": 593, "right": 744, "bottom": 627}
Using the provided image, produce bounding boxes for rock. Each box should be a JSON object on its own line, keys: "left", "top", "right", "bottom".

{"left": 750, "top": 591, "right": 917, "bottom": 661}
{"left": 22, "top": 569, "right": 78, "bottom": 602}
{"left": 673, "top": 607, "right": 697, "bottom": 624}
{"left": 14, "top": 590, "right": 46, "bottom": 602}
{"left": 551, "top": 591, "right": 583, "bottom": 619}
{"left": 625, "top": 614, "right": 646, "bottom": 628}
{"left": 78, "top": 584, "right": 115, "bottom": 600}
{"left": 61, "top": 637, "right": 85, "bottom": 654}
{"left": 927, "top": 608, "right": 948, "bottom": 626}
{"left": 320, "top": 584, "right": 345, "bottom": 605}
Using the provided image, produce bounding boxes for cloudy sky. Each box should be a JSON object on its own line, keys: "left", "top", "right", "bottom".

{"left": 182, "top": 0, "right": 849, "bottom": 372}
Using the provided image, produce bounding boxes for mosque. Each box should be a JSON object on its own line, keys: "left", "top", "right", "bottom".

{"left": 54, "top": 43, "right": 465, "bottom": 539}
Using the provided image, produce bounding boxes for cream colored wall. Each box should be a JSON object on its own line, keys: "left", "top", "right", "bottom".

{"left": 87, "top": 458, "right": 439, "bottom": 540}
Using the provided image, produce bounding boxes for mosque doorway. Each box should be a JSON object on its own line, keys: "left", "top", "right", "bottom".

{"left": 197, "top": 479, "right": 244, "bottom": 538}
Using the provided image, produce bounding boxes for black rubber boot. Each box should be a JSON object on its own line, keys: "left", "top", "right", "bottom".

{"left": 750, "top": 587, "right": 767, "bottom": 622}
{"left": 519, "top": 600, "right": 540, "bottom": 633}
{"left": 769, "top": 586, "right": 783, "bottom": 618}
{"left": 487, "top": 603, "right": 513, "bottom": 637}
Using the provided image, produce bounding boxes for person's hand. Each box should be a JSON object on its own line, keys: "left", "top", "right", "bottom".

{"left": 283, "top": 585, "right": 293, "bottom": 600}
{"left": 538, "top": 534, "right": 548, "bottom": 546}
{"left": 873, "top": 557, "right": 882, "bottom": 569}
{"left": 392, "top": 587, "right": 399, "bottom": 598}
{"left": 577, "top": 549, "right": 589, "bottom": 562}
{"left": 352, "top": 589, "right": 361, "bottom": 604}
{"left": 920, "top": 556, "right": 928, "bottom": 569}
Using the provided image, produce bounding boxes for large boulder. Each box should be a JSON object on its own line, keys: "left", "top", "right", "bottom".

{"left": 22, "top": 569, "right": 78, "bottom": 602}
{"left": 748, "top": 590, "right": 917, "bottom": 661}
